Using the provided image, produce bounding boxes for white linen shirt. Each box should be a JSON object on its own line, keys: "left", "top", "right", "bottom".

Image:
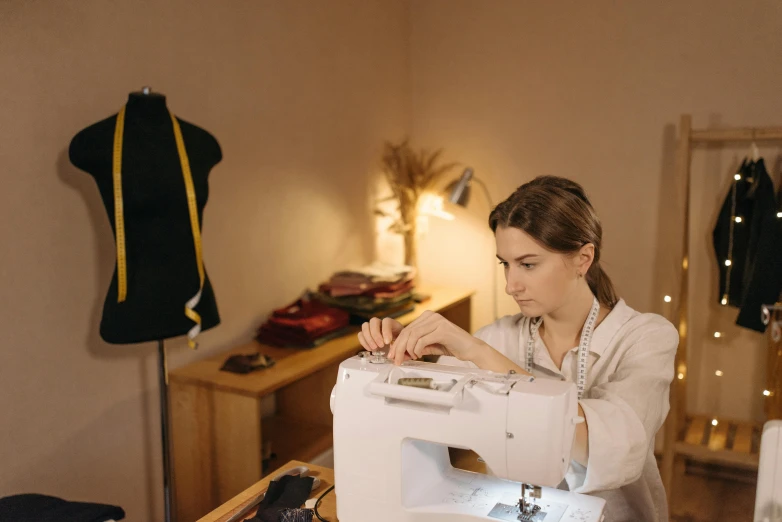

{"left": 439, "top": 298, "right": 678, "bottom": 522}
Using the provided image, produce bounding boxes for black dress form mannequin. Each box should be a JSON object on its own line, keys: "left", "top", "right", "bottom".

{"left": 69, "top": 91, "right": 221, "bottom": 344}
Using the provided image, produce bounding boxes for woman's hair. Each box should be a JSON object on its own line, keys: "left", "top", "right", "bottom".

{"left": 488, "top": 175, "right": 618, "bottom": 308}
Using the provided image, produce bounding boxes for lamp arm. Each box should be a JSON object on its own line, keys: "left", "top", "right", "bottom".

{"left": 474, "top": 176, "right": 494, "bottom": 208}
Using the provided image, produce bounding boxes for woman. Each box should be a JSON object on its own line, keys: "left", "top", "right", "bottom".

{"left": 357, "top": 175, "right": 679, "bottom": 522}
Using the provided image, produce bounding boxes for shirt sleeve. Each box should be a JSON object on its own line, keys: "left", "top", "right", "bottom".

{"left": 572, "top": 317, "right": 679, "bottom": 493}
{"left": 437, "top": 313, "right": 524, "bottom": 369}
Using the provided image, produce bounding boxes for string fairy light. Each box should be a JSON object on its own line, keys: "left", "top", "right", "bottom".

{"left": 663, "top": 295, "right": 672, "bottom": 303}
{"left": 720, "top": 168, "right": 741, "bottom": 306}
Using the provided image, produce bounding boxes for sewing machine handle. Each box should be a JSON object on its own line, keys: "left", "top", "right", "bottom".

{"left": 368, "top": 373, "right": 471, "bottom": 407}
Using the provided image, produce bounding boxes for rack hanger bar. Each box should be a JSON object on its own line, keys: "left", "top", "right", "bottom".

{"left": 690, "top": 126, "right": 782, "bottom": 143}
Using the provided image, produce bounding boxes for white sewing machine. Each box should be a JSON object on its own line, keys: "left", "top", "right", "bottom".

{"left": 330, "top": 351, "right": 606, "bottom": 521}
{"left": 754, "top": 419, "right": 782, "bottom": 522}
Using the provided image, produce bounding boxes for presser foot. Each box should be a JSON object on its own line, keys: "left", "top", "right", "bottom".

{"left": 487, "top": 488, "right": 567, "bottom": 522}
{"left": 486, "top": 502, "right": 545, "bottom": 522}
{"left": 519, "top": 499, "right": 542, "bottom": 520}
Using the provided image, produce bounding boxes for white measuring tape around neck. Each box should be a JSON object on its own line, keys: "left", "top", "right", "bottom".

{"left": 526, "top": 296, "right": 600, "bottom": 400}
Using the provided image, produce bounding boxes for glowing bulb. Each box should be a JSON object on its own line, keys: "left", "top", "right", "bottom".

{"left": 715, "top": 370, "right": 723, "bottom": 376}
{"left": 713, "top": 332, "right": 722, "bottom": 338}
{"left": 724, "top": 259, "right": 732, "bottom": 266}
{"left": 711, "top": 418, "right": 719, "bottom": 426}
{"left": 734, "top": 174, "right": 741, "bottom": 181}
{"left": 721, "top": 295, "right": 728, "bottom": 306}
{"left": 677, "top": 372, "right": 684, "bottom": 380}
{"left": 418, "top": 193, "right": 454, "bottom": 220}
{"left": 735, "top": 216, "right": 742, "bottom": 223}
{"left": 663, "top": 295, "right": 672, "bottom": 303}
{"left": 777, "top": 212, "right": 782, "bottom": 218}
{"left": 763, "top": 390, "right": 772, "bottom": 397}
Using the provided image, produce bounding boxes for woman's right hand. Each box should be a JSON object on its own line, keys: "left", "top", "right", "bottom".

{"left": 358, "top": 317, "right": 403, "bottom": 352}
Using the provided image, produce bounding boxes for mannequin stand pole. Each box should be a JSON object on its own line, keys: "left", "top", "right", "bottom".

{"left": 158, "top": 340, "right": 174, "bottom": 522}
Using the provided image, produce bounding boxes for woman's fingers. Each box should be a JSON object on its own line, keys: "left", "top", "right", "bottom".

{"left": 357, "top": 331, "right": 370, "bottom": 351}
{"left": 399, "top": 325, "right": 430, "bottom": 364}
{"left": 392, "top": 326, "right": 415, "bottom": 366}
{"left": 413, "top": 331, "right": 442, "bottom": 359}
{"left": 368, "top": 317, "right": 386, "bottom": 349}
{"left": 361, "top": 322, "right": 379, "bottom": 351}
{"left": 381, "top": 317, "right": 400, "bottom": 345}
{"left": 390, "top": 313, "right": 443, "bottom": 365}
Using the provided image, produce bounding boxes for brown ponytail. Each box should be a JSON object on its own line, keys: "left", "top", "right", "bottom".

{"left": 489, "top": 176, "right": 618, "bottom": 308}
{"left": 585, "top": 261, "right": 618, "bottom": 309}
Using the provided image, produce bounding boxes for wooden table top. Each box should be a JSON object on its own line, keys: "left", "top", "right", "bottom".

{"left": 169, "top": 285, "right": 474, "bottom": 397}
{"left": 197, "top": 460, "right": 337, "bottom": 522}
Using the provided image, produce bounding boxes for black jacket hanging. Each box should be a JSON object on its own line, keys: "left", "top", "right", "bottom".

{"left": 713, "top": 158, "right": 782, "bottom": 333}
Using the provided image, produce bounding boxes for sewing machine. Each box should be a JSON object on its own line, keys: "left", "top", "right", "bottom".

{"left": 330, "top": 352, "right": 606, "bottom": 521}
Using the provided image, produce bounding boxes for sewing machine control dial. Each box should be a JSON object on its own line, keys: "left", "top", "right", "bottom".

{"left": 367, "top": 350, "right": 388, "bottom": 364}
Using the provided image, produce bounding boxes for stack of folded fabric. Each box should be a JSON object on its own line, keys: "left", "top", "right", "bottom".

{"left": 315, "top": 262, "right": 417, "bottom": 322}
{"left": 255, "top": 292, "right": 352, "bottom": 349}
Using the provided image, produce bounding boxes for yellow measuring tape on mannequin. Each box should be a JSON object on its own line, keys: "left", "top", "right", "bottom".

{"left": 112, "top": 106, "right": 205, "bottom": 349}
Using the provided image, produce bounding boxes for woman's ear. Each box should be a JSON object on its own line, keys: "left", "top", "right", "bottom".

{"left": 576, "top": 243, "right": 595, "bottom": 276}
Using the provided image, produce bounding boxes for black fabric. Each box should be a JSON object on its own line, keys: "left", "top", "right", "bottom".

{"left": 713, "top": 159, "right": 752, "bottom": 307}
{"left": 713, "top": 158, "right": 782, "bottom": 332}
{"left": 0, "top": 493, "right": 125, "bottom": 522}
{"left": 68, "top": 92, "right": 222, "bottom": 344}
{"left": 245, "top": 475, "right": 314, "bottom": 522}
{"left": 221, "top": 353, "right": 276, "bottom": 374}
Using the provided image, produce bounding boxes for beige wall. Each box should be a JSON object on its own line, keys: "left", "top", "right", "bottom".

{"left": 3, "top": 1, "right": 782, "bottom": 518}
{"left": 0, "top": 0, "right": 409, "bottom": 519}
{"left": 409, "top": 0, "right": 782, "bottom": 423}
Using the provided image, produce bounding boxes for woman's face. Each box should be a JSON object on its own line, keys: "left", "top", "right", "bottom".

{"left": 495, "top": 225, "right": 585, "bottom": 317}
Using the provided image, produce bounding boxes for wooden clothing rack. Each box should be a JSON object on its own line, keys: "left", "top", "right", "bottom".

{"left": 660, "top": 115, "right": 782, "bottom": 499}
{"left": 762, "top": 303, "right": 782, "bottom": 420}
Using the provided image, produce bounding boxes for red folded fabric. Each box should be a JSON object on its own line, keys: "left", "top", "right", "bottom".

{"left": 256, "top": 295, "right": 350, "bottom": 347}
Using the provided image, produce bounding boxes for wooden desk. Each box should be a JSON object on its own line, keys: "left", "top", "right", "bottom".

{"left": 171, "top": 286, "right": 473, "bottom": 522}
{"left": 197, "top": 460, "right": 336, "bottom": 522}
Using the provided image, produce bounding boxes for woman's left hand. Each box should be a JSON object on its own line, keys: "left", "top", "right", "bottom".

{"left": 387, "top": 310, "right": 483, "bottom": 366}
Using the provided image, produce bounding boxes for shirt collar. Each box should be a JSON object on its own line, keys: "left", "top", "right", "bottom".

{"left": 588, "top": 298, "right": 633, "bottom": 357}
{"left": 522, "top": 298, "right": 634, "bottom": 373}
